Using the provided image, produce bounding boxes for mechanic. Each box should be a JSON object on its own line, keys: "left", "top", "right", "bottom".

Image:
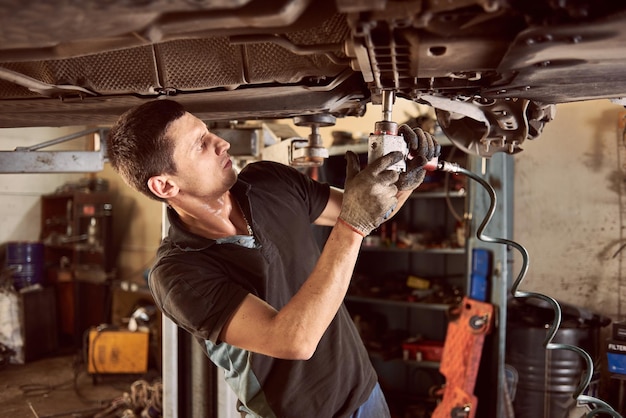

{"left": 106, "top": 99, "right": 438, "bottom": 418}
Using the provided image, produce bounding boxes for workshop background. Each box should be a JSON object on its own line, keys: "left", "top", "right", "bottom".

{"left": 0, "top": 98, "right": 624, "bottom": 416}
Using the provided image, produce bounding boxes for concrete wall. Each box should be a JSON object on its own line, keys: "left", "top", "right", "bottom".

{"left": 513, "top": 99, "right": 624, "bottom": 321}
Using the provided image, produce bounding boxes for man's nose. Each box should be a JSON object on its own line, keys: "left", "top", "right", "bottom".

{"left": 217, "top": 137, "right": 231, "bottom": 154}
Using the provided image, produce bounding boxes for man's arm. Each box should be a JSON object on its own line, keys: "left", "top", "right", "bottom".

{"left": 218, "top": 152, "right": 401, "bottom": 360}
{"left": 220, "top": 219, "right": 364, "bottom": 359}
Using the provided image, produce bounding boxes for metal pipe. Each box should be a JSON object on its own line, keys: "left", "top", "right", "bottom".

{"left": 229, "top": 34, "right": 349, "bottom": 65}
{"left": 381, "top": 90, "right": 394, "bottom": 121}
{"left": 16, "top": 127, "right": 106, "bottom": 152}
{"left": 0, "top": 67, "right": 96, "bottom": 98}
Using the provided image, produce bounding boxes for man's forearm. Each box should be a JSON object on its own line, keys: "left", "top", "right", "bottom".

{"left": 272, "top": 219, "right": 362, "bottom": 358}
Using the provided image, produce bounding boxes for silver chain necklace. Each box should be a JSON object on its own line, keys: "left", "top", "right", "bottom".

{"left": 235, "top": 199, "right": 253, "bottom": 236}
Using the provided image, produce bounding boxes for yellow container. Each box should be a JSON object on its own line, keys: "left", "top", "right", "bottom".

{"left": 406, "top": 275, "right": 430, "bottom": 290}
{"left": 87, "top": 328, "right": 149, "bottom": 374}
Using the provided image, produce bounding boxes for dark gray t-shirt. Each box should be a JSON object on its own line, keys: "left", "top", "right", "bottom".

{"left": 149, "top": 161, "right": 377, "bottom": 418}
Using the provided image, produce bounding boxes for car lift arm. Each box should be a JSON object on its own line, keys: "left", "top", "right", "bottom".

{"left": 0, "top": 127, "right": 108, "bottom": 173}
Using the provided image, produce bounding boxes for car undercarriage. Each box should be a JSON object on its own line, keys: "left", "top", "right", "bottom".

{"left": 1, "top": 0, "right": 626, "bottom": 158}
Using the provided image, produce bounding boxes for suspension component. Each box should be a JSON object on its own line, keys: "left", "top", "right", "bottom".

{"left": 291, "top": 114, "right": 333, "bottom": 167}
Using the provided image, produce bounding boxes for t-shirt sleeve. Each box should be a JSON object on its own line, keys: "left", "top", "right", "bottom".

{"left": 240, "top": 161, "right": 331, "bottom": 223}
{"left": 149, "top": 253, "right": 250, "bottom": 343}
{"left": 149, "top": 161, "right": 330, "bottom": 344}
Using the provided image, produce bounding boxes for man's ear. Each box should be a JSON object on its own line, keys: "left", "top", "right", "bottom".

{"left": 148, "top": 175, "right": 179, "bottom": 200}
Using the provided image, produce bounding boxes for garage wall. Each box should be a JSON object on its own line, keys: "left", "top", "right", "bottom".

{"left": 513, "top": 100, "right": 624, "bottom": 321}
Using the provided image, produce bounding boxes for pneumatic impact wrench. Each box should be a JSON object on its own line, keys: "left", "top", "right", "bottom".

{"left": 367, "top": 91, "right": 460, "bottom": 174}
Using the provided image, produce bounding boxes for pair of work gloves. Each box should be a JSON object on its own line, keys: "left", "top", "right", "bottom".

{"left": 339, "top": 125, "right": 440, "bottom": 237}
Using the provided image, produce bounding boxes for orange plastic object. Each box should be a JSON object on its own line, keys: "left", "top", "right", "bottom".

{"left": 432, "top": 297, "right": 494, "bottom": 418}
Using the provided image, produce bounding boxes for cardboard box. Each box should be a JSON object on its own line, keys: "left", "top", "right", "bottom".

{"left": 88, "top": 328, "right": 149, "bottom": 374}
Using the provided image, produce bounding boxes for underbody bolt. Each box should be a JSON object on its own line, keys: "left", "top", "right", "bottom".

{"left": 570, "top": 35, "right": 582, "bottom": 44}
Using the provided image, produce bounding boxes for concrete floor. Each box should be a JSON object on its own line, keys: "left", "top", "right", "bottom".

{"left": 0, "top": 353, "right": 162, "bottom": 418}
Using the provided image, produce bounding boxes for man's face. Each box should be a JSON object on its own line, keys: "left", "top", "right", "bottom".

{"left": 166, "top": 111, "right": 238, "bottom": 199}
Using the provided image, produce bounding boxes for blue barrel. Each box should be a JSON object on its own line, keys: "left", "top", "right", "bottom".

{"left": 6, "top": 242, "right": 45, "bottom": 290}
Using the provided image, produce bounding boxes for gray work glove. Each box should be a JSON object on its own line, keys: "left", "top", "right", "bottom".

{"left": 397, "top": 124, "right": 441, "bottom": 191}
{"left": 339, "top": 151, "right": 401, "bottom": 236}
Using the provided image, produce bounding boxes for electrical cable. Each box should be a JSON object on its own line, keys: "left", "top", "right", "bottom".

{"left": 436, "top": 160, "right": 623, "bottom": 418}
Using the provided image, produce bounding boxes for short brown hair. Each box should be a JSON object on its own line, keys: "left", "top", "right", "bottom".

{"left": 107, "top": 100, "right": 186, "bottom": 201}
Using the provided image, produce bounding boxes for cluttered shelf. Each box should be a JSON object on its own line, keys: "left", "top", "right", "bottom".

{"left": 360, "top": 188, "right": 468, "bottom": 251}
